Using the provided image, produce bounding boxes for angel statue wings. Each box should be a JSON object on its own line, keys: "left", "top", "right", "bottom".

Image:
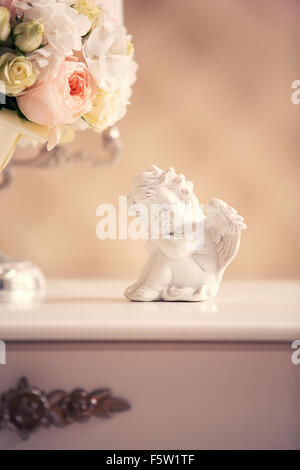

{"left": 124, "top": 166, "right": 246, "bottom": 302}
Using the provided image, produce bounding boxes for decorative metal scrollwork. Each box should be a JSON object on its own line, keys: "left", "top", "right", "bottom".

{"left": 0, "top": 125, "right": 122, "bottom": 191}
{"left": 0, "top": 377, "right": 130, "bottom": 440}
{"left": 0, "top": 165, "right": 13, "bottom": 191}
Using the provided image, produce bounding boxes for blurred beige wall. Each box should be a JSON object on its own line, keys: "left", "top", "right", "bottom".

{"left": 1, "top": 0, "right": 300, "bottom": 279}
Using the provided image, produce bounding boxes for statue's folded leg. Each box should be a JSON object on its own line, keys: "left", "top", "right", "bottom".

{"left": 125, "top": 254, "right": 172, "bottom": 302}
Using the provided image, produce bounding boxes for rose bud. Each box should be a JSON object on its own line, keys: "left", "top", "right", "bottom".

{"left": 0, "top": 7, "right": 11, "bottom": 43}
{"left": 13, "top": 20, "right": 44, "bottom": 53}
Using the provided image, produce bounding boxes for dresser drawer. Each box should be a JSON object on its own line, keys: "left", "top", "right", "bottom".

{"left": 1, "top": 280, "right": 299, "bottom": 449}
{"left": 0, "top": 341, "right": 299, "bottom": 450}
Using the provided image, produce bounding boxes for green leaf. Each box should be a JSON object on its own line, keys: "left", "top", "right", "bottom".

{"left": 0, "top": 94, "right": 29, "bottom": 121}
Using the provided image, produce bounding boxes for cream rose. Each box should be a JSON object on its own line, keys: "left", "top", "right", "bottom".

{"left": 0, "top": 52, "right": 36, "bottom": 96}
{"left": 84, "top": 86, "right": 131, "bottom": 132}
{"left": 73, "top": 0, "right": 102, "bottom": 28}
{"left": 13, "top": 20, "right": 44, "bottom": 53}
{"left": 17, "top": 57, "right": 95, "bottom": 148}
{"left": 0, "top": 6, "right": 11, "bottom": 42}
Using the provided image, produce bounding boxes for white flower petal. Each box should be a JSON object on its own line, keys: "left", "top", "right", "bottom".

{"left": 83, "top": 18, "right": 137, "bottom": 92}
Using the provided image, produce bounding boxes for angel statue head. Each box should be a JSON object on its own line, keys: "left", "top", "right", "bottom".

{"left": 128, "top": 165, "right": 202, "bottom": 239}
{"left": 125, "top": 166, "right": 246, "bottom": 302}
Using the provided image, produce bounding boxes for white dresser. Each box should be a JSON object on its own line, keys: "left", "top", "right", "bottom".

{"left": 0, "top": 280, "right": 299, "bottom": 450}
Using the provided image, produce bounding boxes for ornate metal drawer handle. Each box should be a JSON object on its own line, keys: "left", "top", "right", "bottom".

{"left": 0, "top": 377, "right": 130, "bottom": 440}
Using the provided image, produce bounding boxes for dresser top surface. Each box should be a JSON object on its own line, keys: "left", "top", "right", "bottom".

{"left": 0, "top": 280, "right": 299, "bottom": 342}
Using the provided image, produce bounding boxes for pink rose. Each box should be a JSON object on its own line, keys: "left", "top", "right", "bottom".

{"left": 17, "top": 57, "right": 95, "bottom": 149}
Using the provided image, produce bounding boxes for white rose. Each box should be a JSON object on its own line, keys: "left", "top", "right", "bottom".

{"left": 0, "top": 53, "right": 36, "bottom": 96}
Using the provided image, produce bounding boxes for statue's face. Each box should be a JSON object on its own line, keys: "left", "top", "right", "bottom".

{"left": 154, "top": 185, "right": 200, "bottom": 215}
{"left": 129, "top": 176, "right": 203, "bottom": 240}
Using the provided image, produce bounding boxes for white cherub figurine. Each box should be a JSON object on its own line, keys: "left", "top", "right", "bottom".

{"left": 124, "top": 166, "right": 246, "bottom": 302}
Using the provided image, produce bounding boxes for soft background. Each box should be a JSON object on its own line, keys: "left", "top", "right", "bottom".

{"left": 0, "top": 0, "right": 299, "bottom": 279}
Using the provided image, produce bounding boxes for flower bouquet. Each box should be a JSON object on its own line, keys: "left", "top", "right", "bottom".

{"left": 0, "top": 0, "right": 137, "bottom": 172}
